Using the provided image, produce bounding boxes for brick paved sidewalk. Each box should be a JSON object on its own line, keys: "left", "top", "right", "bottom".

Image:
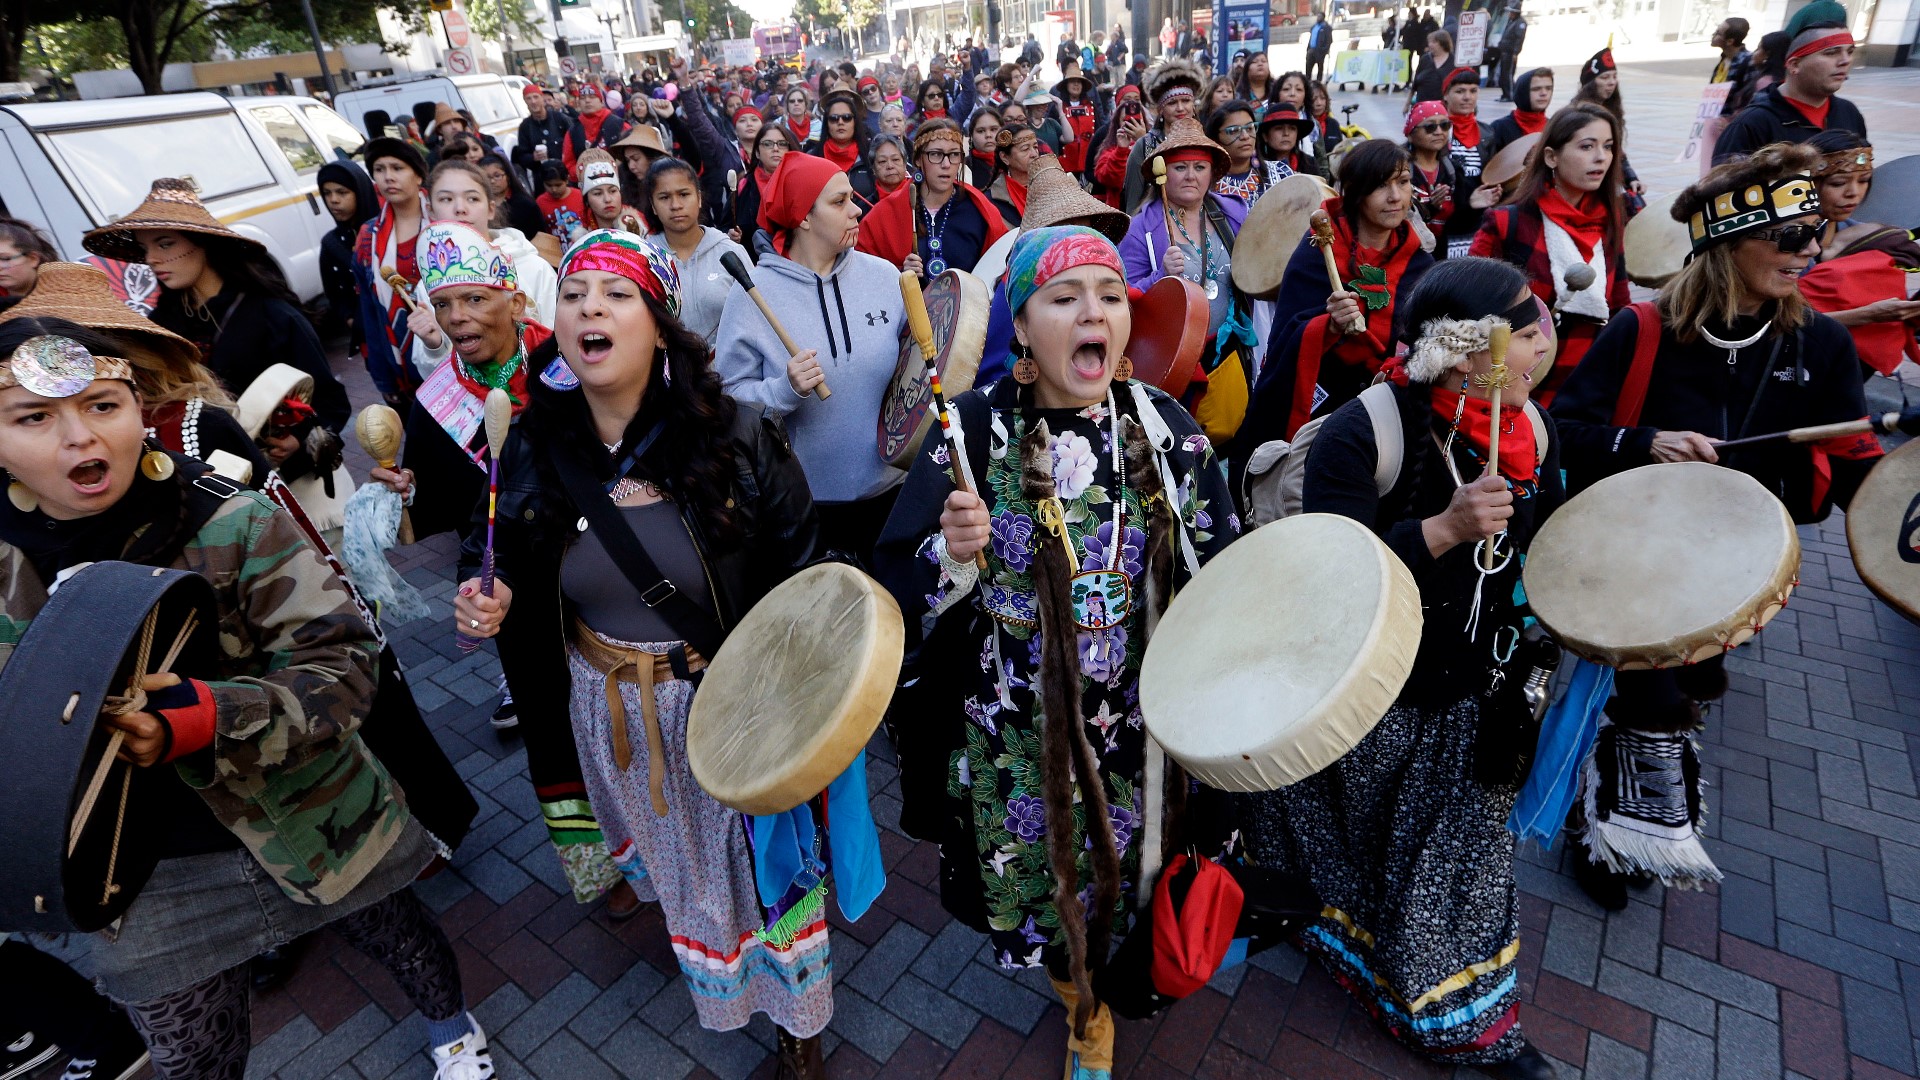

{"left": 216, "top": 376, "right": 1920, "bottom": 1080}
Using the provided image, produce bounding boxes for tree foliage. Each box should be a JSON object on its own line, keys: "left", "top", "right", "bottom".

{"left": 7, "top": 0, "right": 423, "bottom": 93}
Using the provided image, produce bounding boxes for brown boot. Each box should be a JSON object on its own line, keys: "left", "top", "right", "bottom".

{"left": 775, "top": 1028, "right": 825, "bottom": 1080}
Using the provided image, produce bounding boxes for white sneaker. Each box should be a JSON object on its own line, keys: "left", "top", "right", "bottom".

{"left": 429, "top": 1018, "right": 495, "bottom": 1080}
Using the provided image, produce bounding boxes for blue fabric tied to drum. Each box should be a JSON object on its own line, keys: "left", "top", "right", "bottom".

{"left": 751, "top": 750, "right": 885, "bottom": 921}
{"left": 1507, "top": 657, "right": 1615, "bottom": 846}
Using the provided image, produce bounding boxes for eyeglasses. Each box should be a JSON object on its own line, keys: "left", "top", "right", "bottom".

{"left": 1219, "top": 122, "right": 1257, "bottom": 139}
{"left": 1748, "top": 222, "right": 1819, "bottom": 254}
{"left": 827, "top": 113, "right": 856, "bottom": 123}
{"left": 1415, "top": 121, "right": 1452, "bottom": 134}
{"left": 921, "top": 149, "right": 963, "bottom": 164}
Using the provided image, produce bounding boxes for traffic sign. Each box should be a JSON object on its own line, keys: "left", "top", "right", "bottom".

{"left": 559, "top": 56, "right": 578, "bottom": 76}
{"left": 447, "top": 46, "right": 476, "bottom": 73}
{"left": 443, "top": 10, "right": 470, "bottom": 47}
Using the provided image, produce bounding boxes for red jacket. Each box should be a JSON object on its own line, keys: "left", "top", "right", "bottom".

{"left": 1092, "top": 143, "right": 1132, "bottom": 208}
{"left": 856, "top": 182, "right": 1009, "bottom": 269}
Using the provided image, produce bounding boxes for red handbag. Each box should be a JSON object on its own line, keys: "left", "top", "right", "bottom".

{"left": 1149, "top": 853, "right": 1246, "bottom": 998}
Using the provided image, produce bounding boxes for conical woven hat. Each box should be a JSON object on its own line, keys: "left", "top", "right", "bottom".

{"left": 0, "top": 261, "right": 200, "bottom": 372}
{"left": 1022, "top": 155, "right": 1127, "bottom": 240}
{"left": 82, "top": 178, "right": 263, "bottom": 264}
{"left": 1052, "top": 62, "right": 1093, "bottom": 97}
{"left": 1141, "top": 119, "right": 1230, "bottom": 188}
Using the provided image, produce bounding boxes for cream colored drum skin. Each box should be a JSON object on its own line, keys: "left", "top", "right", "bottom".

{"left": 1140, "top": 513, "right": 1422, "bottom": 792}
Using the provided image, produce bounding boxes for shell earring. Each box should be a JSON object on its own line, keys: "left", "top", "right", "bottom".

{"left": 6, "top": 480, "right": 35, "bottom": 513}
{"left": 141, "top": 448, "right": 176, "bottom": 481}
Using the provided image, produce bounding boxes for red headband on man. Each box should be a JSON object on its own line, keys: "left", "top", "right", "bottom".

{"left": 1789, "top": 29, "right": 1854, "bottom": 60}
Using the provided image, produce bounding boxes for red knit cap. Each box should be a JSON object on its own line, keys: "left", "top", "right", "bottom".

{"left": 758, "top": 151, "right": 843, "bottom": 255}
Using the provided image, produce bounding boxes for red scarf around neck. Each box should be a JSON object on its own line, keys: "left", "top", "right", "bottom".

{"left": 1285, "top": 201, "right": 1424, "bottom": 437}
{"left": 1784, "top": 93, "right": 1832, "bottom": 130}
{"left": 1512, "top": 108, "right": 1546, "bottom": 135}
{"left": 819, "top": 138, "right": 862, "bottom": 171}
{"left": 1427, "top": 385, "right": 1538, "bottom": 484}
{"left": 1538, "top": 185, "right": 1610, "bottom": 262}
{"left": 1006, "top": 174, "right": 1029, "bottom": 215}
{"left": 1450, "top": 115, "right": 1481, "bottom": 149}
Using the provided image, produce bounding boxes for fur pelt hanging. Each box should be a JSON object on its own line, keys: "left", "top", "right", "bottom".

{"left": 1123, "top": 415, "right": 1189, "bottom": 856}
{"left": 1020, "top": 418, "right": 1123, "bottom": 1039}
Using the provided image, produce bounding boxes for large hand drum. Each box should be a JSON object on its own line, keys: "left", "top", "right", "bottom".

{"left": 1126, "top": 276, "right": 1208, "bottom": 398}
{"left": 1846, "top": 438, "right": 1920, "bottom": 623}
{"left": 0, "top": 562, "right": 220, "bottom": 932}
{"left": 688, "top": 564, "right": 904, "bottom": 815}
{"left": 1526, "top": 462, "right": 1799, "bottom": 668}
{"left": 878, "top": 269, "right": 989, "bottom": 467}
{"left": 1232, "top": 173, "right": 1336, "bottom": 300}
{"left": 1625, "top": 191, "right": 1692, "bottom": 288}
{"left": 1141, "top": 514, "right": 1422, "bottom": 791}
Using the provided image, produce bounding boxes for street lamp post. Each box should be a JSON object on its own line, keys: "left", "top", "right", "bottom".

{"left": 296, "top": 0, "right": 338, "bottom": 98}
{"left": 496, "top": 0, "right": 518, "bottom": 73}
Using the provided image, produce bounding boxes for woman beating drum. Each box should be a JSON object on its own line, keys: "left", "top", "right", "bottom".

{"left": 1242, "top": 140, "right": 1437, "bottom": 449}
{"left": 1550, "top": 143, "right": 1883, "bottom": 909}
{"left": 874, "top": 227, "right": 1240, "bottom": 1080}
{"left": 1118, "top": 119, "right": 1257, "bottom": 448}
{"left": 856, "top": 119, "right": 1010, "bottom": 277}
{"left": 1469, "top": 103, "right": 1631, "bottom": 404}
{"left": 714, "top": 151, "right": 908, "bottom": 565}
{"left": 0, "top": 319, "right": 494, "bottom": 1079}
{"left": 18, "top": 264, "right": 481, "bottom": 859}
{"left": 453, "top": 231, "right": 851, "bottom": 1077}
{"left": 1239, "top": 257, "right": 1563, "bottom": 1080}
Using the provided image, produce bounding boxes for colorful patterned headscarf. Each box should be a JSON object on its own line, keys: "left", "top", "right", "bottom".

{"left": 559, "top": 229, "right": 681, "bottom": 318}
{"left": 419, "top": 220, "right": 518, "bottom": 295}
{"left": 1003, "top": 225, "right": 1126, "bottom": 316}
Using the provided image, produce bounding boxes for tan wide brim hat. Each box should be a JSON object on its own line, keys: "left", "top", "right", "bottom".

{"left": 82, "top": 177, "right": 264, "bottom": 264}
{"left": 1140, "top": 119, "right": 1230, "bottom": 189}
{"left": 1022, "top": 155, "right": 1128, "bottom": 240}
{"left": 0, "top": 261, "right": 201, "bottom": 372}
{"left": 608, "top": 122, "right": 667, "bottom": 157}
{"left": 1052, "top": 62, "right": 1093, "bottom": 97}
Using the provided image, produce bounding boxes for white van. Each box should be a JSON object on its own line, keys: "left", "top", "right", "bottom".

{"left": 0, "top": 91, "right": 367, "bottom": 310}
{"left": 331, "top": 72, "right": 528, "bottom": 161}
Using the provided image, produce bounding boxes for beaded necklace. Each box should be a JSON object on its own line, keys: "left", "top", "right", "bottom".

{"left": 1170, "top": 204, "right": 1221, "bottom": 300}
{"left": 920, "top": 191, "right": 958, "bottom": 276}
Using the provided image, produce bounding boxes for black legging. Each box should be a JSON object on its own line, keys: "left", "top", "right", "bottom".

{"left": 127, "top": 888, "right": 464, "bottom": 1079}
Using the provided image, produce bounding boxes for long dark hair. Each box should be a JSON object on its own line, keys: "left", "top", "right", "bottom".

{"left": 1569, "top": 76, "right": 1623, "bottom": 126}
{"left": 1507, "top": 102, "right": 1626, "bottom": 251}
{"left": 1398, "top": 255, "right": 1530, "bottom": 354}
{"left": 521, "top": 292, "right": 742, "bottom": 548}
{"left": 478, "top": 151, "right": 533, "bottom": 204}
{"left": 152, "top": 233, "right": 300, "bottom": 314}
{"left": 1337, "top": 139, "right": 1412, "bottom": 236}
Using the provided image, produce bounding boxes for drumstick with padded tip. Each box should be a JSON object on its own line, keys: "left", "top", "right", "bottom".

{"left": 1310, "top": 210, "right": 1368, "bottom": 335}
{"left": 1475, "top": 321, "right": 1513, "bottom": 572}
{"left": 720, "top": 250, "right": 832, "bottom": 399}
{"left": 900, "top": 271, "right": 988, "bottom": 571}
{"left": 456, "top": 388, "right": 513, "bottom": 653}
{"left": 1710, "top": 407, "right": 1920, "bottom": 450}
{"left": 70, "top": 611, "right": 201, "bottom": 857}
{"left": 380, "top": 268, "right": 419, "bottom": 312}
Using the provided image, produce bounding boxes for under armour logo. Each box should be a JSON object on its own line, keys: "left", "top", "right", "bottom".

{"left": 866, "top": 311, "right": 889, "bottom": 326}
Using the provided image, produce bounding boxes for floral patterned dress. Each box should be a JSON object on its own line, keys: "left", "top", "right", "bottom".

{"left": 877, "top": 380, "right": 1238, "bottom": 971}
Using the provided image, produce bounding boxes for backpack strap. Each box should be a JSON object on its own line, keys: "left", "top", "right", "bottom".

{"left": 1523, "top": 399, "right": 1549, "bottom": 467}
{"left": 1611, "top": 301, "right": 1664, "bottom": 428}
{"left": 1357, "top": 382, "right": 1403, "bottom": 497}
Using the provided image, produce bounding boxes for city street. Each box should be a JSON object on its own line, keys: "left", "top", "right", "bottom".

{"left": 79, "top": 54, "right": 1920, "bottom": 1080}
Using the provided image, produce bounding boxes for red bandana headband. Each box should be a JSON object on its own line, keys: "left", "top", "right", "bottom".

{"left": 1789, "top": 29, "right": 1854, "bottom": 60}
{"left": 559, "top": 230, "right": 681, "bottom": 317}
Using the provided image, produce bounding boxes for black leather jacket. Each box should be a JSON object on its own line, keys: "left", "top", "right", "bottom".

{"left": 458, "top": 400, "right": 819, "bottom": 731}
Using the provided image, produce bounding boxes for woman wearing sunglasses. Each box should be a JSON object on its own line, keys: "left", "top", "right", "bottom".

{"left": 1404, "top": 101, "right": 1463, "bottom": 245}
{"left": 1469, "top": 103, "right": 1629, "bottom": 402}
{"left": 1206, "top": 99, "right": 1289, "bottom": 206}
{"left": 1549, "top": 142, "right": 1883, "bottom": 911}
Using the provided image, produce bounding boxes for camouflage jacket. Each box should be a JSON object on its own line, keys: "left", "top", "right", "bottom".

{"left": 0, "top": 489, "right": 406, "bottom": 906}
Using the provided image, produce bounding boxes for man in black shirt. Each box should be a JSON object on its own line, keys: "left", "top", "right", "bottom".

{"left": 512, "top": 83, "right": 581, "bottom": 178}
{"left": 1715, "top": 0, "right": 1865, "bottom": 163}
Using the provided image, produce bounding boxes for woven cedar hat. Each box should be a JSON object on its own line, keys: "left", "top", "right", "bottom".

{"left": 1022, "top": 155, "right": 1128, "bottom": 240}
{"left": 81, "top": 178, "right": 265, "bottom": 264}
{"left": 0, "top": 262, "right": 199, "bottom": 373}
{"left": 1140, "top": 119, "right": 1229, "bottom": 187}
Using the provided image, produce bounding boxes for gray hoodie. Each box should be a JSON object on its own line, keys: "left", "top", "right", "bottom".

{"left": 667, "top": 226, "right": 750, "bottom": 346}
{"left": 714, "top": 246, "right": 906, "bottom": 504}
